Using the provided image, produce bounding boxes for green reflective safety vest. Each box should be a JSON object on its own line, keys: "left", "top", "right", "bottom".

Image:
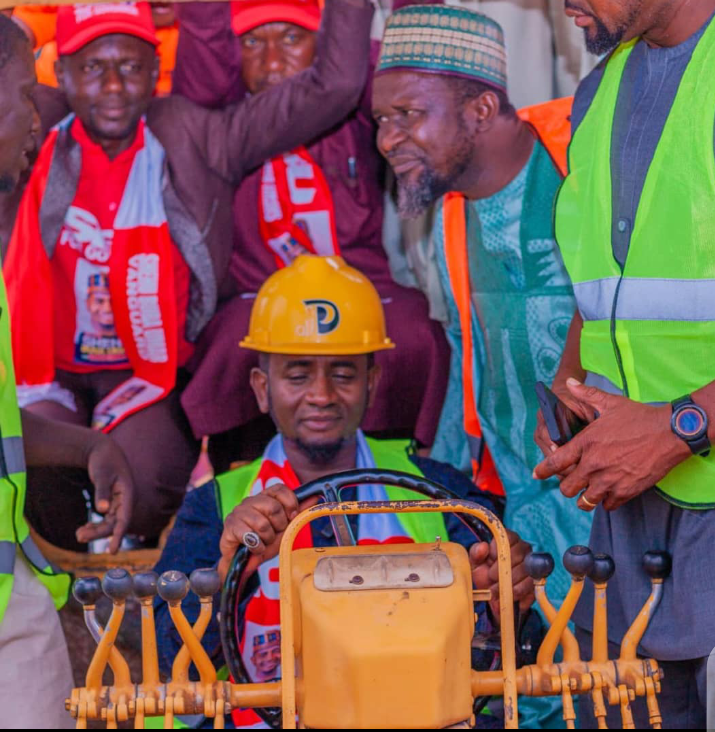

{"left": 215, "top": 438, "right": 447, "bottom": 544}
{"left": 0, "top": 270, "right": 69, "bottom": 621}
{"left": 555, "top": 20, "right": 715, "bottom": 508}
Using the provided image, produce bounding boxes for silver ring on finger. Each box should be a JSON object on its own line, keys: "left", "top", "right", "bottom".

{"left": 242, "top": 531, "right": 261, "bottom": 550}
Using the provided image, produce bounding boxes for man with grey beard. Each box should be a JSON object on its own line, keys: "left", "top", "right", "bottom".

{"left": 372, "top": 6, "right": 592, "bottom": 726}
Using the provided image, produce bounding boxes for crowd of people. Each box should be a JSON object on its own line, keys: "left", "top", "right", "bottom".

{"left": 0, "top": 0, "right": 712, "bottom": 728}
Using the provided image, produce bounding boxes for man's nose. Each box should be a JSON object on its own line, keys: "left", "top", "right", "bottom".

{"left": 377, "top": 121, "right": 407, "bottom": 157}
{"left": 101, "top": 65, "right": 124, "bottom": 94}
{"left": 306, "top": 372, "right": 335, "bottom": 405}
{"left": 264, "top": 42, "right": 285, "bottom": 73}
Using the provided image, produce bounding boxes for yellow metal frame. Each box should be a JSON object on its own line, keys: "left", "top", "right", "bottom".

{"left": 277, "top": 499, "right": 519, "bottom": 729}
{"left": 67, "top": 497, "right": 667, "bottom": 729}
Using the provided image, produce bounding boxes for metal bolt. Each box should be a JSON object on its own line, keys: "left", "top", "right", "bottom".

{"left": 350, "top": 575, "right": 364, "bottom": 585}
{"left": 406, "top": 573, "right": 420, "bottom": 582}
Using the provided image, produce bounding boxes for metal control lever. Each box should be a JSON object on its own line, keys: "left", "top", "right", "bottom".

{"left": 526, "top": 552, "right": 580, "bottom": 664}
{"left": 73, "top": 576, "right": 104, "bottom": 644}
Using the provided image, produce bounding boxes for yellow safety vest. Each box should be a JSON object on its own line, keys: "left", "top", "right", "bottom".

{"left": 0, "top": 269, "right": 69, "bottom": 621}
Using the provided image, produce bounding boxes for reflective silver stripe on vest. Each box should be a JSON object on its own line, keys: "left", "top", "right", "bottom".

{"left": 584, "top": 371, "right": 624, "bottom": 395}
{"left": 0, "top": 541, "right": 15, "bottom": 573}
{"left": 574, "top": 277, "right": 715, "bottom": 322}
{"left": 21, "top": 536, "right": 52, "bottom": 572}
{"left": 0, "top": 436, "right": 25, "bottom": 478}
{"left": 574, "top": 278, "right": 620, "bottom": 322}
{"left": 585, "top": 371, "right": 666, "bottom": 406}
{"left": 0, "top": 539, "right": 58, "bottom": 575}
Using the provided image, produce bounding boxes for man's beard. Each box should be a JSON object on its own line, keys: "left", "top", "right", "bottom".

{"left": 396, "top": 165, "right": 453, "bottom": 219}
{"left": 583, "top": 16, "right": 626, "bottom": 54}
{"left": 295, "top": 437, "right": 346, "bottom": 465}
{"left": 394, "top": 135, "right": 473, "bottom": 219}
{"left": 566, "top": 0, "right": 641, "bottom": 55}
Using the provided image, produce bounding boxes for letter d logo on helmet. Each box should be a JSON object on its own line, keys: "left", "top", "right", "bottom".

{"left": 303, "top": 299, "right": 340, "bottom": 335}
{"left": 240, "top": 255, "right": 395, "bottom": 355}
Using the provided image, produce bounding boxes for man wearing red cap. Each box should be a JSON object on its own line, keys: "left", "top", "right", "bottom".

{"left": 171, "top": 0, "right": 451, "bottom": 472}
{"left": 2, "top": 0, "right": 374, "bottom": 550}
{"left": 12, "top": 3, "right": 179, "bottom": 94}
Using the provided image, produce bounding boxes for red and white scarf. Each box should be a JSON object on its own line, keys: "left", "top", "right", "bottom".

{"left": 233, "top": 430, "right": 411, "bottom": 728}
{"left": 258, "top": 147, "right": 340, "bottom": 269}
{"left": 4, "top": 117, "right": 177, "bottom": 432}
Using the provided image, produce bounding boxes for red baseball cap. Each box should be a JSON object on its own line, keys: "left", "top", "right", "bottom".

{"left": 56, "top": 2, "right": 159, "bottom": 56}
{"left": 231, "top": 0, "right": 322, "bottom": 37}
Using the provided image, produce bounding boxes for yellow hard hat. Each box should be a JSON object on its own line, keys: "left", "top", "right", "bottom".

{"left": 240, "top": 256, "right": 395, "bottom": 355}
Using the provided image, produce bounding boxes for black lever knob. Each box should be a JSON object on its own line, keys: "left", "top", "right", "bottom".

{"left": 158, "top": 570, "right": 191, "bottom": 604}
{"left": 190, "top": 568, "right": 221, "bottom": 599}
{"left": 588, "top": 553, "right": 616, "bottom": 584}
{"left": 524, "top": 552, "right": 555, "bottom": 581}
{"left": 642, "top": 550, "right": 672, "bottom": 581}
{"left": 133, "top": 571, "right": 159, "bottom": 600}
{"left": 563, "top": 545, "right": 595, "bottom": 579}
{"left": 102, "top": 568, "right": 134, "bottom": 602}
{"left": 73, "top": 576, "right": 103, "bottom": 607}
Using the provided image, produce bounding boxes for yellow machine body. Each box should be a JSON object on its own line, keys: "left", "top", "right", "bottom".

{"left": 289, "top": 541, "right": 474, "bottom": 729}
{"left": 67, "top": 499, "right": 667, "bottom": 730}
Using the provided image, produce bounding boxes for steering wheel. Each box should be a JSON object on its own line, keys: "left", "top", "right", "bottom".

{"left": 219, "top": 468, "right": 494, "bottom": 729}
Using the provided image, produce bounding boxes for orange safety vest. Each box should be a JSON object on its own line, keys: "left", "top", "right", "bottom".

{"left": 443, "top": 97, "right": 573, "bottom": 498}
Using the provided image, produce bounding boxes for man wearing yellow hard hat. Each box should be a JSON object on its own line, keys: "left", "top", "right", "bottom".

{"left": 153, "top": 255, "right": 535, "bottom": 728}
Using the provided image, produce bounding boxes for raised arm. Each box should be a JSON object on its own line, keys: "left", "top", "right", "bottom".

{"left": 171, "top": 1, "right": 245, "bottom": 108}
{"left": 189, "top": 0, "right": 373, "bottom": 184}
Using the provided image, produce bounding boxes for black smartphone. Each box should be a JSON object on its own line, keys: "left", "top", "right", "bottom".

{"left": 535, "top": 381, "right": 588, "bottom": 446}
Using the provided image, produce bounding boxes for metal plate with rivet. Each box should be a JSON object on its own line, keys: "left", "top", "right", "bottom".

{"left": 313, "top": 551, "right": 454, "bottom": 591}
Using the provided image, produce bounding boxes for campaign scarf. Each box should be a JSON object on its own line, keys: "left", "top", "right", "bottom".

{"left": 258, "top": 147, "right": 340, "bottom": 269}
{"left": 4, "top": 117, "right": 177, "bottom": 432}
{"left": 232, "top": 430, "right": 411, "bottom": 728}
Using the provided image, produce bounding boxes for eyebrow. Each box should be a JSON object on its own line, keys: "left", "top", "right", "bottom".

{"left": 283, "top": 360, "right": 314, "bottom": 369}
{"left": 282, "top": 360, "right": 358, "bottom": 369}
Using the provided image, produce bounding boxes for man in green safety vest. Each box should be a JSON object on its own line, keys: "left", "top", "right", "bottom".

{"left": 535, "top": 0, "right": 715, "bottom": 726}
{"left": 0, "top": 17, "right": 135, "bottom": 727}
{"left": 153, "top": 255, "right": 536, "bottom": 728}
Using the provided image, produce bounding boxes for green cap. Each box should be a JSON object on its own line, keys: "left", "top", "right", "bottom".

{"left": 376, "top": 4, "right": 507, "bottom": 91}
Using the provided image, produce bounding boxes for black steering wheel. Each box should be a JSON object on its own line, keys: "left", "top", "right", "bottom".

{"left": 219, "top": 468, "right": 494, "bottom": 729}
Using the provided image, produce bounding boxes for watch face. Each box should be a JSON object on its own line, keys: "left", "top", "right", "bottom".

{"left": 675, "top": 406, "right": 706, "bottom": 439}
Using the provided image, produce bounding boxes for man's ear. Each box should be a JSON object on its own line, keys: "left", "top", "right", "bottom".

{"left": 366, "top": 362, "right": 382, "bottom": 409}
{"left": 464, "top": 90, "right": 500, "bottom": 132}
{"left": 250, "top": 366, "right": 270, "bottom": 414}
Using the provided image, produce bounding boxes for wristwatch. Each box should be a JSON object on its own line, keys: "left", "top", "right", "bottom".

{"left": 671, "top": 395, "right": 711, "bottom": 457}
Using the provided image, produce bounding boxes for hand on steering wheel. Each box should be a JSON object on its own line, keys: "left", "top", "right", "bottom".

{"left": 469, "top": 531, "right": 535, "bottom": 620}
{"left": 217, "top": 485, "right": 319, "bottom": 583}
